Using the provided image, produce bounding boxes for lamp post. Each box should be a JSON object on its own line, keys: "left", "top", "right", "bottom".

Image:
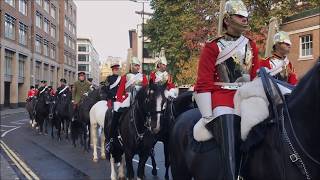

{"left": 130, "top": 0, "right": 149, "bottom": 73}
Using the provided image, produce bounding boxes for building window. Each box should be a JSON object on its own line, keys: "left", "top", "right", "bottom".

{"left": 19, "top": 0, "right": 27, "bottom": 15}
{"left": 78, "top": 44, "right": 88, "bottom": 52}
{"left": 5, "top": 0, "right": 15, "bottom": 7}
{"left": 64, "top": 1, "right": 68, "bottom": 11}
{"left": 36, "top": 0, "right": 41, "bottom": 6}
{"left": 78, "top": 64, "right": 89, "bottom": 71}
{"left": 68, "top": 38, "right": 72, "bottom": 47}
{"left": 50, "top": 44, "right": 56, "bottom": 59}
{"left": 19, "top": 22, "right": 27, "bottom": 45}
{"left": 64, "top": 34, "right": 68, "bottom": 45}
{"left": 64, "top": 18, "right": 68, "bottom": 28}
{"left": 51, "top": 24, "right": 56, "bottom": 38}
{"left": 43, "top": 40, "right": 49, "bottom": 56}
{"left": 50, "top": 5, "right": 56, "bottom": 19}
{"left": 69, "top": 23, "right": 72, "bottom": 32}
{"left": 36, "top": 12, "right": 42, "bottom": 28}
{"left": 300, "top": 35, "right": 313, "bottom": 57}
{"left": 64, "top": 52, "right": 67, "bottom": 63}
{"left": 35, "top": 35, "right": 42, "bottom": 53}
{"left": 78, "top": 54, "right": 89, "bottom": 62}
{"left": 19, "top": 55, "right": 26, "bottom": 78}
{"left": 5, "top": 50, "right": 14, "bottom": 76}
{"left": 44, "top": 18, "right": 49, "bottom": 33}
{"left": 43, "top": 0, "right": 49, "bottom": 13}
{"left": 5, "top": 14, "right": 16, "bottom": 40}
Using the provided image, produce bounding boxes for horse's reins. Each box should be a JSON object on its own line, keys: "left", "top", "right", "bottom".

{"left": 260, "top": 68, "right": 320, "bottom": 179}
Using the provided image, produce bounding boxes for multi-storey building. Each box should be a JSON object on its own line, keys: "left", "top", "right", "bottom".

{"left": 77, "top": 37, "right": 100, "bottom": 86}
{"left": 0, "top": 0, "right": 77, "bottom": 109}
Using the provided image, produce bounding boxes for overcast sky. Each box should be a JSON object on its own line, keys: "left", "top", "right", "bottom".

{"left": 74, "top": 0, "right": 152, "bottom": 63}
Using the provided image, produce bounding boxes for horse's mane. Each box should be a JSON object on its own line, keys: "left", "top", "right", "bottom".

{"left": 288, "top": 62, "right": 320, "bottom": 104}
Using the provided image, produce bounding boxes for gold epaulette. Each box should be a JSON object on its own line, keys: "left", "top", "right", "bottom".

{"left": 206, "top": 35, "right": 223, "bottom": 43}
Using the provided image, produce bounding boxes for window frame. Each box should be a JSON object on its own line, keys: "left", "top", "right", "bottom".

{"left": 19, "top": 0, "right": 27, "bottom": 15}
{"left": 19, "top": 22, "right": 28, "bottom": 45}
{"left": 5, "top": 14, "right": 16, "bottom": 40}
{"left": 299, "top": 34, "right": 313, "bottom": 59}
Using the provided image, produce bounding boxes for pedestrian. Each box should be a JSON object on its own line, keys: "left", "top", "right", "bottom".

{"left": 261, "top": 31, "right": 298, "bottom": 85}
{"left": 192, "top": 0, "right": 261, "bottom": 179}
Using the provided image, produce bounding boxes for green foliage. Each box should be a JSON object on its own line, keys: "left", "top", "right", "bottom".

{"left": 144, "top": 0, "right": 318, "bottom": 85}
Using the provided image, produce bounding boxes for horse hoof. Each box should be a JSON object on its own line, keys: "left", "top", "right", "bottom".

{"left": 118, "top": 176, "right": 125, "bottom": 180}
{"left": 93, "top": 158, "right": 98, "bottom": 163}
{"left": 152, "top": 169, "right": 157, "bottom": 176}
{"left": 101, "top": 155, "right": 106, "bottom": 160}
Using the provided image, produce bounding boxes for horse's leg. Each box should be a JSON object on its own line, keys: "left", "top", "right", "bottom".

{"left": 110, "top": 154, "right": 117, "bottom": 180}
{"left": 65, "top": 118, "right": 69, "bottom": 140}
{"left": 125, "top": 153, "right": 134, "bottom": 179}
{"left": 137, "top": 153, "right": 149, "bottom": 180}
{"left": 44, "top": 117, "right": 48, "bottom": 135}
{"left": 91, "top": 122, "right": 98, "bottom": 162}
{"left": 51, "top": 118, "right": 54, "bottom": 139}
{"left": 118, "top": 154, "right": 126, "bottom": 180}
{"left": 150, "top": 148, "right": 157, "bottom": 176}
{"left": 87, "top": 123, "right": 91, "bottom": 151}
{"left": 100, "top": 127, "right": 106, "bottom": 159}
{"left": 164, "top": 140, "right": 170, "bottom": 180}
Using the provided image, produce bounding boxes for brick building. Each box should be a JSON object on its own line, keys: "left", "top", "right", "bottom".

{"left": 0, "top": 0, "right": 77, "bottom": 109}
{"left": 281, "top": 8, "right": 320, "bottom": 78}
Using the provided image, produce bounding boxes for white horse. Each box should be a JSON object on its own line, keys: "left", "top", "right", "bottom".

{"left": 89, "top": 100, "right": 125, "bottom": 180}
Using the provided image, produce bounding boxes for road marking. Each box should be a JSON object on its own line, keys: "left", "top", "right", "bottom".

{"left": 1, "top": 126, "right": 20, "bottom": 138}
{"left": 96, "top": 146, "right": 159, "bottom": 170}
{"left": 0, "top": 140, "right": 40, "bottom": 180}
{"left": 0, "top": 125, "right": 17, "bottom": 128}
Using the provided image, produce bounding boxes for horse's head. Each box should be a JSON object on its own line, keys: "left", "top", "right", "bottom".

{"left": 136, "top": 81, "right": 167, "bottom": 134}
{"left": 98, "top": 85, "right": 108, "bottom": 100}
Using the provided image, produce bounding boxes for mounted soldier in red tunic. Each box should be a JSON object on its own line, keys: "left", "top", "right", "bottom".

{"left": 193, "top": 0, "right": 261, "bottom": 179}
{"left": 108, "top": 57, "right": 148, "bottom": 153}
{"left": 150, "top": 56, "right": 177, "bottom": 99}
{"left": 261, "top": 31, "right": 298, "bottom": 85}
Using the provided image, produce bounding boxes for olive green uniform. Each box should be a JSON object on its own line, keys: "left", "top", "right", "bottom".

{"left": 72, "top": 80, "right": 91, "bottom": 104}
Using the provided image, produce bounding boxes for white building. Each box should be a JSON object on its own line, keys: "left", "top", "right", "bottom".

{"left": 77, "top": 37, "right": 100, "bottom": 86}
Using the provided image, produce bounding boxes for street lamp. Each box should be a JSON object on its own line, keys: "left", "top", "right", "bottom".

{"left": 130, "top": 0, "right": 150, "bottom": 73}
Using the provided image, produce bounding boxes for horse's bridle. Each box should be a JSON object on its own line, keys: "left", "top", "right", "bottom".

{"left": 259, "top": 67, "right": 320, "bottom": 179}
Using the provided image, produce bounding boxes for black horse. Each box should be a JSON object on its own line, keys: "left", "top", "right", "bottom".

{"left": 169, "top": 63, "right": 320, "bottom": 180}
{"left": 34, "top": 91, "right": 51, "bottom": 134}
{"left": 150, "top": 91, "right": 196, "bottom": 179}
{"left": 71, "top": 85, "right": 108, "bottom": 150}
{"left": 115, "top": 83, "right": 166, "bottom": 179}
{"left": 51, "top": 91, "right": 73, "bottom": 140}
{"left": 26, "top": 96, "right": 37, "bottom": 127}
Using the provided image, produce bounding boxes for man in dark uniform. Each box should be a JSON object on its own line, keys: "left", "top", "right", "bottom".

{"left": 56, "top": 78, "right": 72, "bottom": 101}
{"left": 37, "top": 80, "right": 49, "bottom": 97}
{"left": 105, "top": 61, "right": 121, "bottom": 103}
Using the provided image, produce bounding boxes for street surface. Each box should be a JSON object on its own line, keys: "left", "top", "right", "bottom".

{"left": 0, "top": 108, "right": 167, "bottom": 180}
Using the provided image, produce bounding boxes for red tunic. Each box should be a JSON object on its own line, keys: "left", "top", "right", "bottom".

{"left": 115, "top": 73, "right": 148, "bottom": 102}
{"left": 260, "top": 57, "right": 298, "bottom": 85}
{"left": 27, "top": 89, "right": 37, "bottom": 98}
{"left": 194, "top": 38, "right": 260, "bottom": 109}
{"left": 149, "top": 71, "right": 175, "bottom": 90}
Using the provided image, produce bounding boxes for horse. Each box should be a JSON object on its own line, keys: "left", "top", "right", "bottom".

{"left": 34, "top": 90, "right": 51, "bottom": 134}
{"left": 150, "top": 90, "right": 197, "bottom": 179}
{"left": 114, "top": 82, "right": 167, "bottom": 180}
{"left": 26, "top": 96, "right": 37, "bottom": 128}
{"left": 168, "top": 63, "right": 320, "bottom": 180}
{"left": 71, "top": 85, "right": 108, "bottom": 151}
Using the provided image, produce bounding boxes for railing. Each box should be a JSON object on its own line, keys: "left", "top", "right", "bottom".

{"left": 18, "top": 76, "right": 25, "bottom": 83}
{"left": 4, "top": 74, "right": 12, "bottom": 82}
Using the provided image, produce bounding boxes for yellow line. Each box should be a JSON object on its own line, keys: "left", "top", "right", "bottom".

{"left": 0, "top": 140, "right": 40, "bottom": 180}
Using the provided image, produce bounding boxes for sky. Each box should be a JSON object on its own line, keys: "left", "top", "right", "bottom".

{"left": 74, "top": 0, "right": 153, "bottom": 63}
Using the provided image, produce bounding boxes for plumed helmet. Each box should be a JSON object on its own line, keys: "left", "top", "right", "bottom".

{"left": 273, "top": 31, "right": 292, "bottom": 45}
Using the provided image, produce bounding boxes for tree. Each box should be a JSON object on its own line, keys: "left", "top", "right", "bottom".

{"left": 144, "top": 0, "right": 318, "bottom": 85}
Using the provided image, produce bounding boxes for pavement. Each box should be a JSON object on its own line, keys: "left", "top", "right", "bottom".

{"left": 0, "top": 108, "right": 27, "bottom": 116}
{"left": 0, "top": 153, "right": 20, "bottom": 180}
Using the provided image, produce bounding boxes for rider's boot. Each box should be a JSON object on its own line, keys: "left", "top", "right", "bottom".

{"left": 206, "top": 114, "right": 241, "bottom": 180}
{"left": 108, "top": 110, "right": 121, "bottom": 154}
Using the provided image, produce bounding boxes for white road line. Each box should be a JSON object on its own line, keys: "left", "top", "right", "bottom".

{"left": 0, "top": 125, "right": 17, "bottom": 128}
{"left": 96, "top": 146, "right": 159, "bottom": 170}
{"left": 1, "top": 126, "right": 20, "bottom": 138}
